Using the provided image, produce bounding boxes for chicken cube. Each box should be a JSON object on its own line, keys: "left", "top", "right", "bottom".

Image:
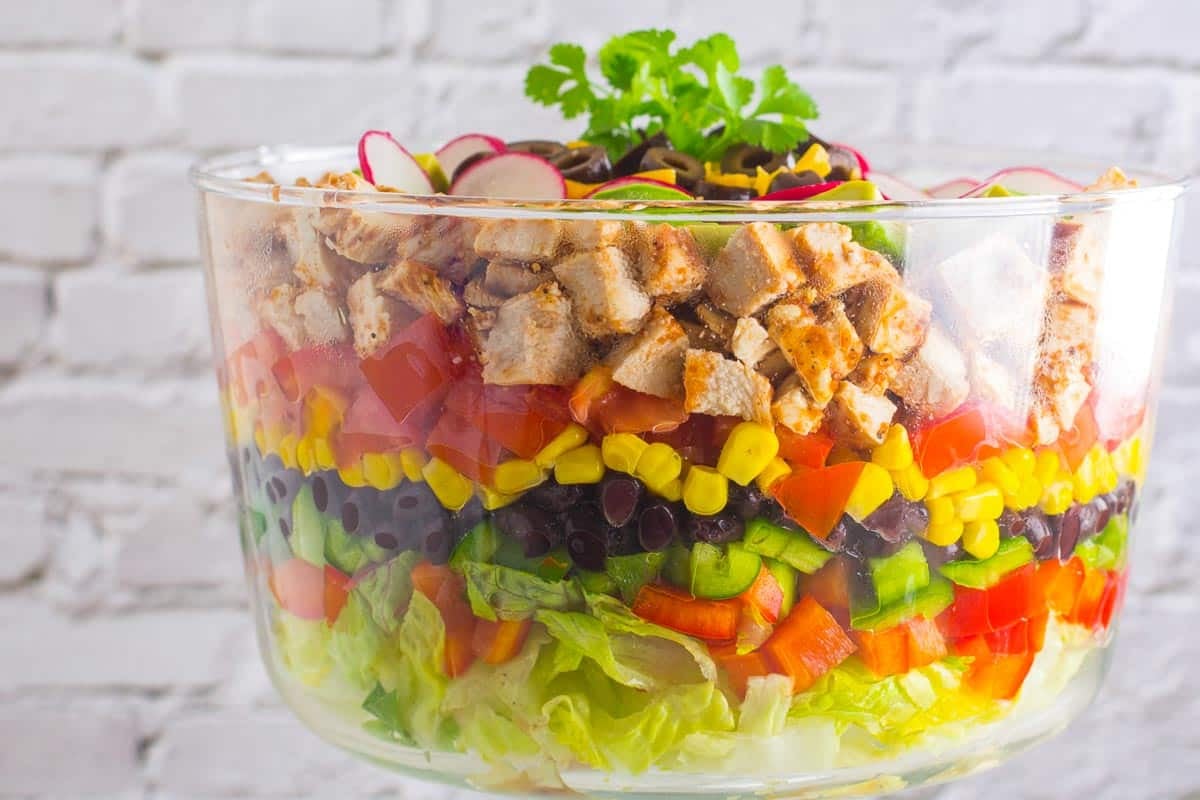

{"left": 683, "top": 349, "right": 773, "bottom": 424}
{"left": 969, "top": 349, "right": 1022, "bottom": 413}
{"left": 1028, "top": 299, "right": 1097, "bottom": 444}
{"left": 848, "top": 353, "right": 899, "bottom": 395}
{"left": 1049, "top": 219, "right": 1104, "bottom": 307}
{"left": 767, "top": 300, "right": 863, "bottom": 406}
{"left": 312, "top": 172, "right": 418, "bottom": 264}
{"left": 607, "top": 306, "right": 690, "bottom": 398}
{"left": 564, "top": 219, "right": 629, "bottom": 252}
{"left": 707, "top": 222, "right": 802, "bottom": 316}
{"left": 283, "top": 209, "right": 365, "bottom": 290}
{"left": 553, "top": 246, "right": 651, "bottom": 337}
{"left": 789, "top": 222, "right": 899, "bottom": 298}
{"left": 638, "top": 223, "right": 708, "bottom": 303}
{"left": 845, "top": 280, "right": 932, "bottom": 358}
{"left": 347, "top": 272, "right": 413, "bottom": 358}
{"left": 482, "top": 283, "right": 592, "bottom": 385}
{"left": 827, "top": 382, "right": 897, "bottom": 449}
{"left": 483, "top": 259, "right": 549, "bottom": 298}
{"left": 462, "top": 277, "right": 507, "bottom": 309}
{"left": 375, "top": 258, "right": 464, "bottom": 324}
{"left": 395, "top": 216, "right": 480, "bottom": 284}
{"left": 934, "top": 233, "right": 1047, "bottom": 346}
{"left": 473, "top": 218, "right": 564, "bottom": 263}
{"left": 257, "top": 285, "right": 307, "bottom": 351}
{"left": 730, "top": 316, "right": 777, "bottom": 367}
{"left": 771, "top": 375, "right": 824, "bottom": 435}
{"left": 891, "top": 327, "right": 969, "bottom": 419}
{"left": 293, "top": 288, "right": 349, "bottom": 345}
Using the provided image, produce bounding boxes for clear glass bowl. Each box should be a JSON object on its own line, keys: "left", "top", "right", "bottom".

{"left": 191, "top": 146, "right": 1185, "bottom": 799}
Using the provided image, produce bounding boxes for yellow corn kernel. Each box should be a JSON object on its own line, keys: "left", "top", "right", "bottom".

{"left": 635, "top": 442, "right": 684, "bottom": 492}
{"left": 278, "top": 433, "right": 300, "bottom": 470}
{"left": 1034, "top": 449, "right": 1061, "bottom": 487}
{"left": 313, "top": 437, "right": 337, "bottom": 471}
{"left": 1072, "top": 452, "right": 1100, "bottom": 504}
{"left": 422, "top": 457, "right": 474, "bottom": 511}
{"left": 1002, "top": 447, "right": 1036, "bottom": 478}
{"left": 953, "top": 482, "right": 1005, "bottom": 522}
{"left": 478, "top": 484, "right": 519, "bottom": 511}
{"left": 534, "top": 423, "right": 590, "bottom": 469}
{"left": 962, "top": 519, "right": 1001, "bottom": 560}
{"left": 1127, "top": 436, "right": 1147, "bottom": 480}
{"left": 1039, "top": 478, "right": 1074, "bottom": 515}
{"left": 924, "top": 518, "right": 964, "bottom": 547}
{"left": 683, "top": 466, "right": 729, "bottom": 516}
{"left": 1095, "top": 447, "right": 1120, "bottom": 494}
{"left": 755, "top": 457, "right": 793, "bottom": 493}
{"left": 1012, "top": 475, "right": 1043, "bottom": 510}
{"left": 895, "top": 463, "right": 930, "bottom": 501}
{"left": 844, "top": 463, "right": 894, "bottom": 521}
{"left": 716, "top": 422, "right": 780, "bottom": 486}
{"left": 926, "top": 496, "right": 956, "bottom": 526}
{"left": 554, "top": 444, "right": 606, "bottom": 485}
{"left": 927, "top": 465, "right": 976, "bottom": 500}
{"left": 872, "top": 424, "right": 914, "bottom": 471}
{"left": 602, "top": 433, "right": 649, "bottom": 474}
{"left": 253, "top": 424, "right": 267, "bottom": 456}
{"left": 339, "top": 460, "right": 368, "bottom": 488}
{"left": 295, "top": 437, "right": 316, "bottom": 474}
{"left": 399, "top": 448, "right": 427, "bottom": 482}
{"left": 652, "top": 478, "right": 684, "bottom": 502}
{"left": 981, "top": 457, "right": 1021, "bottom": 497}
{"left": 494, "top": 459, "right": 547, "bottom": 494}
{"left": 363, "top": 452, "right": 400, "bottom": 490}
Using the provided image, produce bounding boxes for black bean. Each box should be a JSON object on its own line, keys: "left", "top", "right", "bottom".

{"left": 638, "top": 503, "right": 678, "bottom": 552}
{"left": 422, "top": 527, "right": 453, "bottom": 565}
{"left": 1091, "top": 494, "right": 1114, "bottom": 536}
{"left": 525, "top": 482, "right": 585, "bottom": 514}
{"left": 341, "top": 500, "right": 361, "bottom": 534}
{"left": 1021, "top": 509, "right": 1057, "bottom": 560}
{"left": 278, "top": 517, "right": 290, "bottom": 538}
{"left": 311, "top": 475, "right": 329, "bottom": 513}
{"left": 861, "top": 494, "right": 925, "bottom": 544}
{"left": 686, "top": 512, "right": 744, "bottom": 544}
{"left": 600, "top": 475, "right": 641, "bottom": 528}
{"left": 374, "top": 531, "right": 399, "bottom": 550}
{"left": 728, "top": 484, "right": 766, "bottom": 521}
{"left": 566, "top": 528, "right": 608, "bottom": 571}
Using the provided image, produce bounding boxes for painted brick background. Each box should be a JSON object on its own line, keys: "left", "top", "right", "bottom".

{"left": 1, "top": 1, "right": 1197, "bottom": 798}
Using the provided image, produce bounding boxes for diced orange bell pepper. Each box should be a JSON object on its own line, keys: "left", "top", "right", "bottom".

{"left": 1099, "top": 570, "right": 1128, "bottom": 630}
{"left": 741, "top": 565, "right": 785, "bottom": 624}
{"left": 323, "top": 565, "right": 352, "bottom": 625}
{"left": 711, "top": 645, "right": 776, "bottom": 697}
{"left": 776, "top": 427, "right": 835, "bottom": 469}
{"left": 853, "top": 625, "right": 909, "bottom": 677}
{"left": 955, "top": 635, "right": 1036, "bottom": 700}
{"left": 1068, "top": 567, "right": 1109, "bottom": 630}
{"left": 632, "top": 584, "right": 741, "bottom": 642}
{"left": 411, "top": 562, "right": 477, "bottom": 677}
{"left": 1056, "top": 399, "right": 1100, "bottom": 471}
{"left": 471, "top": 618, "right": 533, "bottom": 665}
{"left": 771, "top": 462, "right": 866, "bottom": 540}
{"left": 1037, "top": 557, "right": 1086, "bottom": 616}
{"left": 905, "top": 616, "right": 949, "bottom": 669}
{"left": 761, "top": 596, "right": 856, "bottom": 694}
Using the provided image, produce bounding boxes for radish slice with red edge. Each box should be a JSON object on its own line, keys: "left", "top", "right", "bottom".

{"left": 868, "top": 171, "right": 932, "bottom": 201}
{"left": 449, "top": 152, "right": 566, "bottom": 200}
{"left": 830, "top": 141, "right": 870, "bottom": 175}
{"left": 357, "top": 130, "right": 435, "bottom": 193}
{"left": 961, "top": 167, "right": 1083, "bottom": 198}
{"left": 435, "top": 133, "right": 506, "bottom": 179}
{"left": 928, "top": 177, "right": 980, "bottom": 198}
{"left": 585, "top": 176, "right": 694, "bottom": 201}
{"left": 758, "top": 181, "right": 845, "bottom": 201}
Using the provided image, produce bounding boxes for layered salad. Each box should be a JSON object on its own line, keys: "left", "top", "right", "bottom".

{"left": 205, "top": 30, "right": 1151, "bottom": 791}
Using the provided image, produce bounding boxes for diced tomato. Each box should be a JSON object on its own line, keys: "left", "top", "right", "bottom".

{"left": 276, "top": 343, "right": 364, "bottom": 403}
{"left": 1056, "top": 399, "right": 1100, "bottom": 471}
{"left": 359, "top": 315, "right": 467, "bottom": 433}
{"left": 471, "top": 618, "right": 533, "bottom": 665}
{"left": 411, "top": 562, "right": 477, "bottom": 677}
{"left": 426, "top": 410, "right": 507, "bottom": 484}
{"left": 956, "top": 635, "right": 1035, "bottom": 700}
{"left": 741, "top": 565, "right": 785, "bottom": 624}
{"left": 1037, "top": 557, "right": 1086, "bottom": 616}
{"left": 711, "top": 645, "right": 776, "bottom": 697}
{"left": 445, "top": 376, "right": 572, "bottom": 459}
{"left": 761, "top": 596, "right": 856, "bottom": 694}
{"left": 853, "top": 624, "right": 909, "bottom": 677}
{"left": 771, "top": 462, "right": 866, "bottom": 540}
{"left": 569, "top": 366, "right": 688, "bottom": 436}
{"left": 268, "top": 558, "right": 326, "bottom": 621}
{"left": 776, "top": 428, "right": 835, "bottom": 469}
{"left": 801, "top": 557, "right": 855, "bottom": 618}
{"left": 632, "top": 584, "right": 741, "bottom": 642}
{"left": 323, "top": 565, "right": 352, "bottom": 625}
{"left": 982, "top": 615, "right": 1046, "bottom": 655}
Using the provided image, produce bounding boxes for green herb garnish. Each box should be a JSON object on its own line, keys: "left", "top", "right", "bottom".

{"left": 525, "top": 30, "right": 819, "bottom": 162}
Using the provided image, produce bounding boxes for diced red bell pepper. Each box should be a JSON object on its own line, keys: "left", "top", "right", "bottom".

{"left": 359, "top": 315, "right": 467, "bottom": 432}
{"left": 276, "top": 343, "right": 364, "bottom": 404}
{"left": 411, "top": 562, "right": 477, "bottom": 677}
{"left": 426, "top": 410, "right": 507, "bottom": 484}
{"left": 569, "top": 366, "right": 688, "bottom": 437}
{"left": 982, "top": 613, "right": 1048, "bottom": 655}
{"left": 1068, "top": 567, "right": 1109, "bottom": 630}
{"left": 776, "top": 428, "right": 835, "bottom": 470}
{"left": 761, "top": 596, "right": 856, "bottom": 694}
{"left": 323, "top": 565, "right": 352, "bottom": 625}
{"left": 445, "top": 376, "right": 572, "bottom": 459}
{"left": 741, "top": 565, "right": 785, "bottom": 624}
{"left": 645, "top": 415, "right": 738, "bottom": 466}
{"left": 771, "top": 462, "right": 866, "bottom": 540}
{"left": 1056, "top": 398, "right": 1100, "bottom": 472}
{"left": 632, "top": 584, "right": 740, "bottom": 642}
{"left": 940, "top": 563, "right": 1043, "bottom": 639}
{"left": 268, "top": 558, "right": 326, "bottom": 621}
{"left": 471, "top": 618, "right": 533, "bottom": 665}
{"left": 956, "top": 635, "right": 1035, "bottom": 700}
{"left": 912, "top": 405, "right": 1026, "bottom": 477}
{"left": 711, "top": 645, "right": 775, "bottom": 697}
{"left": 1099, "top": 570, "right": 1128, "bottom": 630}
{"left": 853, "top": 616, "right": 947, "bottom": 677}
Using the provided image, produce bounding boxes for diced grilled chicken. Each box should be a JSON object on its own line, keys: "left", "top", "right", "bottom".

{"left": 771, "top": 375, "right": 824, "bottom": 435}
{"left": 257, "top": 285, "right": 307, "bottom": 351}
{"left": 788, "top": 222, "right": 899, "bottom": 298}
{"left": 607, "top": 306, "right": 690, "bottom": 399}
{"left": 482, "top": 283, "right": 592, "bottom": 385}
{"left": 312, "top": 172, "right": 419, "bottom": 264}
{"left": 483, "top": 259, "right": 550, "bottom": 298}
{"left": 375, "top": 258, "right": 464, "bottom": 324}
{"left": 1029, "top": 300, "right": 1097, "bottom": 444}
{"left": 638, "top": 222, "right": 708, "bottom": 303}
{"left": 346, "top": 272, "right": 415, "bottom": 358}
{"left": 683, "top": 349, "right": 773, "bottom": 424}
{"left": 730, "top": 316, "right": 777, "bottom": 367}
{"left": 563, "top": 219, "right": 630, "bottom": 252}
{"left": 707, "top": 222, "right": 803, "bottom": 316}
{"left": 552, "top": 246, "right": 651, "bottom": 337}
{"left": 767, "top": 300, "right": 863, "bottom": 407}
{"left": 284, "top": 208, "right": 366, "bottom": 290}
{"left": 847, "top": 353, "right": 899, "bottom": 396}
{"left": 1049, "top": 219, "right": 1104, "bottom": 307}
{"left": 292, "top": 287, "right": 349, "bottom": 345}
{"left": 845, "top": 279, "right": 931, "bottom": 358}
{"left": 826, "top": 382, "right": 896, "bottom": 449}
{"left": 891, "top": 326, "right": 969, "bottom": 419}
{"left": 473, "top": 218, "right": 565, "bottom": 263}
{"left": 395, "top": 216, "right": 481, "bottom": 284}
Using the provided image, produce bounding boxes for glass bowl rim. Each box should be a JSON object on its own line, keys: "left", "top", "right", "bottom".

{"left": 190, "top": 144, "right": 1191, "bottom": 224}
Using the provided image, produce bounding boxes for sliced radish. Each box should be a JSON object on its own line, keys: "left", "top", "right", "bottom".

{"left": 449, "top": 152, "right": 566, "bottom": 200}
{"left": 928, "top": 177, "right": 981, "bottom": 198}
{"left": 435, "top": 133, "right": 506, "bottom": 179}
{"left": 585, "top": 176, "right": 693, "bottom": 201}
{"left": 357, "top": 130, "right": 435, "bottom": 193}
{"left": 868, "top": 171, "right": 932, "bottom": 201}
{"left": 759, "top": 180, "right": 845, "bottom": 202}
{"left": 830, "top": 141, "right": 871, "bottom": 176}
{"left": 962, "top": 167, "right": 1083, "bottom": 198}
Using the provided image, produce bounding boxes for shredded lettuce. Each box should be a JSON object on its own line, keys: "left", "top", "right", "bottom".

{"left": 274, "top": 610, "right": 331, "bottom": 687}
{"left": 328, "top": 591, "right": 383, "bottom": 693}
{"left": 459, "top": 561, "right": 583, "bottom": 622}
{"left": 353, "top": 550, "right": 419, "bottom": 635}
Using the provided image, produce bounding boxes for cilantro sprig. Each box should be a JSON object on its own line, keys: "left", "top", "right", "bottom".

{"left": 525, "top": 30, "right": 818, "bottom": 162}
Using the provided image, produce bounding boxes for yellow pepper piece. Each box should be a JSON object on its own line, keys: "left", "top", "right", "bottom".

{"left": 844, "top": 463, "right": 894, "bottom": 521}
{"left": 399, "top": 448, "right": 428, "bottom": 482}
{"left": 962, "top": 519, "right": 1001, "bottom": 560}
{"left": 926, "top": 496, "right": 956, "bottom": 527}
{"left": 554, "top": 445, "right": 606, "bottom": 485}
{"left": 602, "top": 433, "right": 648, "bottom": 474}
{"left": 924, "top": 518, "right": 964, "bottom": 547}
{"left": 652, "top": 478, "right": 684, "bottom": 502}
{"left": 634, "top": 168, "right": 677, "bottom": 184}
{"left": 953, "top": 482, "right": 1005, "bottom": 522}
{"left": 478, "top": 484, "right": 519, "bottom": 511}
{"left": 363, "top": 452, "right": 402, "bottom": 491}
{"left": 339, "top": 460, "right": 368, "bottom": 488}
{"left": 1002, "top": 447, "right": 1036, "bottom": 477}
{"left": 872, "top": 425, "right": 914, "bottom": 471}
{"left": 894, "top": 462, "right": 930, "bottom": 501}
{"left": 1034, "top": 449, "right": 1061, "bottom": 487}
{"left": 755, "top": 457, "right": 792, "bottom": 493}
{"left": 493, "top": 459, "right": 547, "bottom": 494}
{"left": 704, "top": 161, "right": 757, "bottom": 188}
{"left": 793, "top": 142, "right": 831, "bottom": 179}
{"left": 1039, "top": 478, "right": 1074, "bottom": 516}
{"left": 981, "top": 457, "right": 1020, "bottom": 497}
{"left": 716, "top": 422, "right": 781, "bottom": 486}
{"left": 422, "top": 457, "right": 474, "bottom": 511}
{"left": 927, "top": 466, "right": 976, "bottom": 500}
{"left": 535, "top": 423, "right": 590, "bottom": 469}
{"left": 635, "top": 442, "right": 684, "bottom": 492}
{"left": 295, "top": 437, "right": 316, "bottom": 474}
{"left": 683, "top": 466, "right": 729, "bottom": 516}
{"left": 312, "top": 437, "right": 337, "bottom": 471}
{"left": 278, "top": 433, "right": 300, "bottom": 470}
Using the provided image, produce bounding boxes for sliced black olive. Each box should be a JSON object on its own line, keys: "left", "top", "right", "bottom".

{"left": 825, "top": 145, "right": 860, "bottom": 181}
{"left": 507, "top": 139, "right": 567, "bottom": 160}
{"left": 639, "top": 147, "right": 704, "bottom": 190}
{"left": 693, "top": 180, "right": 756, "bottom": 201}
{"left": 549, "top": 145, "right": 612, "bottom": 183}
{"left": 613, "top": 131, "right": 668, "bottom": 177}
{"left": 766, "top": 169, "right": 823, "bottom": 194}
{"left": 721, "top": 143, "right": 787, "bottom": 176}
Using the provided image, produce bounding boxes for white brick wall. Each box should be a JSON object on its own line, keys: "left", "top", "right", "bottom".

{"left": 0, "top": 2, "right": 1197, "bottom": 798}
